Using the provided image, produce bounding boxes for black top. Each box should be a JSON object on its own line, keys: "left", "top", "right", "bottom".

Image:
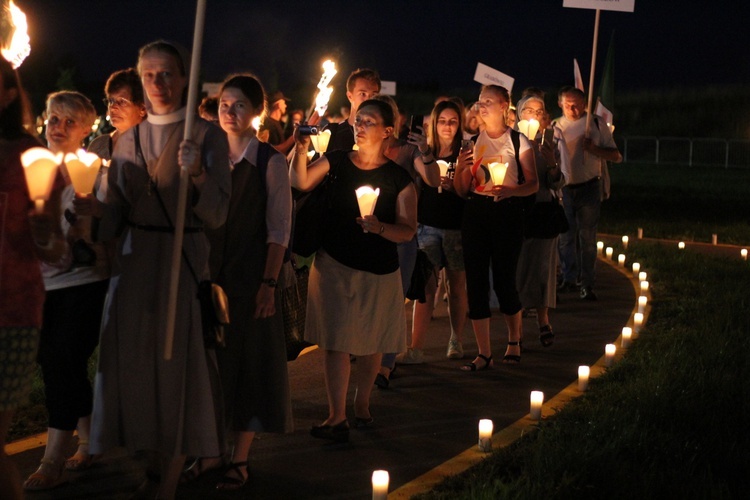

{"left": 417, "top": 153, "right": 465, "bottom": 229}
{"left": 261, "top": 116, "right": 285, "bottom": 146}
{"left": 325, "top": 121, "right": 355, "bottom": 152}
{"left": 322, "top": 150, "right": 412, "bottom": 275}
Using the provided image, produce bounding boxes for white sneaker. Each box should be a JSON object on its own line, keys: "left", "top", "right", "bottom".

{"left": 395, "top": 348, "right": 424, "bottom": 365}
{"left": 446, "top": 339, "right": 464, "bottom": 359}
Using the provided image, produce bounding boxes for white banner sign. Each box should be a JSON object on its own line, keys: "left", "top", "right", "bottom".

{"left": 380, "top": 80, "right": 397, "bottom": 96}
{"left": 563, "top": 0, "right": 635, "bottom": 13}
{"left": 473, "top": 62, "right": 514, "bottom": 92}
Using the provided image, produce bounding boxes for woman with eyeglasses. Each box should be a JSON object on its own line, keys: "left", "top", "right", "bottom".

{"left": 87, "top": 40, "right": 230, "bottom": 499}
{"left": 23, "top": 91, "right": 111, "bottom": 491}
{"left": 453, "top": 85, "right": 538, "bottom": 371}
{"left": 291, "top": 99, "right": 416, "bottom": 442}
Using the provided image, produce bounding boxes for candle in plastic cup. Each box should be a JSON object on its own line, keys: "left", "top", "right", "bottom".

{"left": 621, "top": 327, "right": 633, "bottom": 348}
{"left": 741, "top": 249, "right": 747, "bottom": 261}
{"left": 65, "top": 149, "right": 102, "bottom": 195}
{"left": 638, "top": 295, "right": 648, "bottom": 313}
{"left": 632, "top": 262, "right": 641, "bottom": 275}
{"left": 618, "top": 254, "right": 626, "bottom": 267}
{"left": 478, "top": 419, "right": 493, "bottom": 452}
{"left": 372, "top": 470, "right": 389, "bottom": 500}
{"left": 712, "top": 234, "right": 718, "bottom": 245}
{"left": 597, "top": 241, "right": 604, "bottom": 255}
{"left": 605, "top": 247, "right": 613, "bottom": 260}
{"left": 637, "top": 227, "right": 643, "bottom": 239}
{"left": 678, "top": 241, "right": 685, "bottom": 249}
{"left": 310, "top": 129, "right": 331, "bottom": 153}
{"left": 21, "top": 147, "right": 62, "bottom": 213}
{"left": 622, "top": 235, "right": 629, "bottom": 249}
{"left": 640, "top": 280, "right": 649, "bottom": 293}
{"left": 605, "top": 344, "right": 616, "bottom": 367}
{"left": 530, "top": 391, "right": 544, "bottom": 420}
{"left": 516, "top": 119, "right": 539, "bottom": 140}
{"left": 634, "top": 312, "right": 644, "bottom": 331}
{"left": 638, "top": 271, "right": 647, "bottom": 282}
{"left": 355, "top": 186, "right": 380, "bottom": 218}
{"left": 488, "top": 162, "right": 507, "bottom": 187}
{"left": 436, "top": 160, "right": 450, "bottom": 193}
{"left": 578, "top": 365, "right": 590, "bottom": 391}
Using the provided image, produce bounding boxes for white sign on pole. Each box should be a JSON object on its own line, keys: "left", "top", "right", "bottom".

{"left": 202, "top": 82, "right": 221, "bottom": 97}
{"left": 380, "top": 80, "right": 397, "bottom": 96}
{"left": 563, "top": 0, "right": 635, "bottom": 13}
{"left": 473, "top": 62, "right": 514, "bottom": 92}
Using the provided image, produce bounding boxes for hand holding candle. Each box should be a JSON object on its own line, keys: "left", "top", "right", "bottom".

{"left": 355, "top": 186, "right": 380, "bottom": 232}
{"left": 64, "top": 149, "right": 102, "bottom": 196}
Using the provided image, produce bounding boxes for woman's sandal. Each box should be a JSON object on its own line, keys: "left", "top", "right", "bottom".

{"left": 215, "top": 461, "right": 249, "bottom": 491}
{"left": 502, "top": 341, "right": 521, "bottom": 364}
{"left": 539, "top": 324, "right": 555, "bottom": 347}
{"left": 180, "top": 456, "right": 225, "bottom": 484}
{"left": 23, "top": 458, "right": 65, "bottom": 491}
{"left": 64, "top": 439, "right": 93, "bottom": 471}
{"left": 461, "top": 354, "right": 493, "bottom": 371}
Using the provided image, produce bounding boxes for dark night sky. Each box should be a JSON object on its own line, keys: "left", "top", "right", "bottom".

{"left": 11, "top": 0, "right": 748, "bottom": 113}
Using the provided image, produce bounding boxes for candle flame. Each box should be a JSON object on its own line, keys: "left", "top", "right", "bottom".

{"left": 1, "top": 1, "right": 30, "bottom": 69}
{"left": 251, "top": 116, "right": 261, "bottom": 131}
{"left": 311, "top": 59, "right": 337, "bottom": 117}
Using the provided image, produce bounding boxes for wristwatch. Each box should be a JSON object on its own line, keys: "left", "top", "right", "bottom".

{"left": 261, "top": 278, "right": 277, "bottom": 288}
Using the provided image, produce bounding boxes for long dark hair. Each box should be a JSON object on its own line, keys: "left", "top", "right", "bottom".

{"left": 0, "top": 57, "right": 33, "bottom": 139}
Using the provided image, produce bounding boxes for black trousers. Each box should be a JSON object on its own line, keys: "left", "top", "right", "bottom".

{"left": 461, "top": 196, "right": 524, "bottom": 318}
{"left": 38, "top": 279, "right": 108, "bottom": 430}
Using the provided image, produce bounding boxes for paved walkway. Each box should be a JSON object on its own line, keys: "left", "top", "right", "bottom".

{"left": 10, "top": 256, "right": 638, "bottom": 499}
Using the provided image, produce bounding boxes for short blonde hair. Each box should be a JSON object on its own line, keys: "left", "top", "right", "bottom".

{"left": 45, "top": 91, "right": 97, "bottom": 129}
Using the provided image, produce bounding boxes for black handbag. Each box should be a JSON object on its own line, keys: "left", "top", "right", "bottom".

{"left": 291, "top": 172, "right": 333, "bottom": 257}
{"left": 524, "top": 200, "right": 569, "bottom": 239}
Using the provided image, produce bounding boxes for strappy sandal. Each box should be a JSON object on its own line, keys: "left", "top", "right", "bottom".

{"left": 502, "top": 341, "right": 521, "bottom": 364}
{"left": 216, "top": 461, "right": 249, "bottom": 491}
{"left": 65, "top": 439, "right": 93, "bottom": 471}
{"left": 23, "top": 458, "right": 65, "bottom": 491}
{"left": 461, "top": 354, "right": 493, "bottom": 371}
{"left": 539, "top": 325, "right": 555, "bottom": 347}
{"left": 180, "top": 456, "right": 225, "bottom": 484}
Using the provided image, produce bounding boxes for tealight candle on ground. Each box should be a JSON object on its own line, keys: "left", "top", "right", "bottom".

{"left": 678, "top": 241, "right": 685, "bottom": 249}
{"left": 372, "top": 470, "right": 389, "bottom": 500}
{"left": 478, "top": 419, "right": 493, "bottom": 452}
{"left": 618, "top": 254, "right": 626, "bottom": 267}
{"left": 597, "top": 241, "right": 604, "bottom": 255}
{"left": 638, "top": 295, "right": 648, "bottom": 313}
{"left": 712, "top": 234, "right": 718, "bottom": 245}
{"left": 605, "top": 344, "right": 616, "bottom": 367}
{"left": 640, "top": 280, "right": 649, "bottom": 293}
{"left": 530, "top": 391, "right": 544, "bottom": 420}
{"left": 621, "top": 327, "right": 633, "bottom": 348}
{"left": 742, "top": 249, "right": 748, "bottom": 261}
{"left": 637, "top": 227, "right": 643, "bottom": 239}
{"left": 605, "top": 247, "right": 614, "bottom": 260}
{"left": 622, "top": 235, "right": 629, "bottom": 249}
{"left": 638, "top": 271, "right": 647, "bottom": 282}
{"left": 634, "top": 312, "right": 644, "bottom": 331}
{"left": 578, "top": 366, "right": 590, "bottom": 391}
{"left": 632, "top": 262, "right": 641, "bottom": 275}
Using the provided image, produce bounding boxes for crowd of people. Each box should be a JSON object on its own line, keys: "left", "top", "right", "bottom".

{"left": 0, "top": 38, "right": 621, "bottom": 499}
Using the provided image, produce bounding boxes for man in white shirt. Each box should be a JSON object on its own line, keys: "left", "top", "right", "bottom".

{"left": 555, "top": 86, "right": 622, "bottom": 301}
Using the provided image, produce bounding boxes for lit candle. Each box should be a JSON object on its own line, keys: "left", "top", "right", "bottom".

{"left": 621, "top": 327, "right": 633, "bottom": 348}
{"left": 310, "top": 129, "right": 332, "bottom": 154}
{"left": 634, "top": 312, "right": 644, "bottom": 331}
{"left": 436, "top": 160, "right": 450, "bottom": 194}
{"left": 597, "top": 241, "right": 604, "bottom": 255}
{"left": 712, "top": 234, "right": 718, "bottom": 245}
{"left": 516, "top": 119, "right": 540, "bottom": 140}
{"left": 578, "top": 365, "right": 590, "bottom": 392}
{"left": 618, "top": 254, "right": 626, "bottom": 267}
{"left": 637, "top": 227, "right": 643, "bottom": 239}
{"left": 638, "top": 271, "right": 647, "bottom": 282}
{"left": 605, "top": 343, "right": 616, "bottom": 367}
{"left": 478, "top": 419, "right": 493, "bottom": 452}
{"left": 678, "top": 241, "right": 685, "bottom": 249}
{"left": 741, "top": 249, "right": 748, "bottom": 261}
{"left": 64, "top": 149, "right": 102, "bottom": 195}
{"left": 638, "top": 295, "right": 648, "bottom": 313}
{"left": 355, "top": 186, "right": 380, "bottom": 231}
{"left": 372, "top": 470, "right": 389, "bottom": 500}
{"left": 640, "top": 280, "right": 649, "bottom": 293}
{"left": 529, "top": 391, "right": 544, "bottom": 420}
{"left": 20, "top": 147, "right": 62, "bottom": 213}
{"left": 605, "top": 247, "right": 613, "bottom": 260}
{"left": 632, "top": 262, "right": 641, "bottom": 275}
{"left": 622, "top": 235, "right": 629, "bottom": 249}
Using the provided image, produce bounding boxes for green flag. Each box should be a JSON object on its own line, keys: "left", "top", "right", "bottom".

{"left": 598, "top": 30, "right": 615, "bottom": 110}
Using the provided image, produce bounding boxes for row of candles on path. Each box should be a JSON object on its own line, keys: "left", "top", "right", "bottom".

{"left": 620, "top": 231, "right": 748, "bottom": 261}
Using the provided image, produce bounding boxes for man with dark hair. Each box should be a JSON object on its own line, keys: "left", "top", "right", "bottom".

{"left": 555, "top": 86, "right": 622, "bottom": 301}
{"left": 325, "top": 68, "right": 381, "bottom": 151}
{"left": 262, "top": 90, "right": 294, "bottom": 154}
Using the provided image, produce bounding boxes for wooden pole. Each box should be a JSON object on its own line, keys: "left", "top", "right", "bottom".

{"left": 164, "top": 0, "right": 207, "bottom": 360}
{"left": 584, "top": 8, "right": 601, "bottom": 137}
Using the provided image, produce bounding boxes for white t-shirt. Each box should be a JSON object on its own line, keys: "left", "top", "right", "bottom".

{"left": 555, "top": 113, "right": 617, "bottom": 185}
{"left": 470, "top": 128, "right": 531, "bottom": 196}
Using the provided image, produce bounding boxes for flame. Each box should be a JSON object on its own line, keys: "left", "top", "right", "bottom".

{"left": 312, "top": 60, "right": 337, "bottom": 116}
{"left": 1, "top": 1, "right": 30, "bottom": 69}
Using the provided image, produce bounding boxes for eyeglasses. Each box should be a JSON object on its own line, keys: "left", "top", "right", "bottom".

{"left": 104, "top": 97, "right": 133, "bottom": 108}
{"left": 521, "top": 107, "right": 544, "bottom": 117}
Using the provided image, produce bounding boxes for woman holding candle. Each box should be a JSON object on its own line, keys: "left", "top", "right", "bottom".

{"left": 183, "top": 73, "right": 293, "bottom": 490}
{"left": 0, "top": 57, "right": 65, "bottom": 500}
{"left": 454, "top": 85, "right": 538, "bottom": 370}
{"left": 23, "top": 91, "right": 112, "bottom": 491}
{"left": 514, "top": 94, "right": 568, "bottom": 347}
{"left": 88, "top": 40, "right": 230, "bottom": 499}
{"left": 291, "top": 99, "right": 416, "bottom": 441}
{"left": 403, "top": 99, "right": 469, "bottom": 362}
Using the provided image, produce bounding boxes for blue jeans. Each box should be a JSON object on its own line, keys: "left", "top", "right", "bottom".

{"left": 559, "top": 179, "right": 601, "bottom": 288}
